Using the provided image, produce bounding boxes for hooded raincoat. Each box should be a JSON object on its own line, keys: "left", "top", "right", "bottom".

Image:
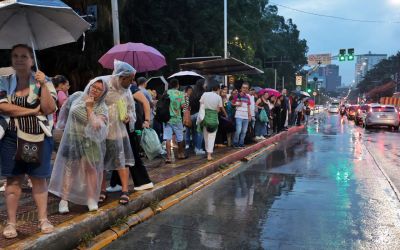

{"left": 103, "top": 60, "right": 137, "bottom": 170}
{"left": 49, "top": 77, "right": 109, "bottom": 205}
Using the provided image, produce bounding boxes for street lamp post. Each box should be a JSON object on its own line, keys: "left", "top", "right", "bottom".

{"left": 111, "top": 0, "right": 120, "bottom": 45}
{"left": 224, "top": 0, "right": 228, "bottom": 86}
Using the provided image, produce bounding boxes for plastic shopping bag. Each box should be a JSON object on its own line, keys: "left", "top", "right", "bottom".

{"left": 116, "top": 98, "right": 127, "bottom": 121}
{"left": 140, "top": 128, "right": 162, "bottom": 160}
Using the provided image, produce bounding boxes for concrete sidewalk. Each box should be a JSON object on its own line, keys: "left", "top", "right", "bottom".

{"left": 1, "top": 126, "right": 304, "bottom": 250}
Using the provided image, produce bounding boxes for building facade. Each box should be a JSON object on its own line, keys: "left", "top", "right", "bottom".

{"left": 312, "top": 64, "right": 341, "bottom": 92}
{"left": 355, "top": 52, "right": 387, "bottom": 85}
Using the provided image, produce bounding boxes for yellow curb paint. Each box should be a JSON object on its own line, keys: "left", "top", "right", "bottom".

{"left": 200, "top": 172, "right": 223, "bottom": 186}
{"left": 84, "top": 229, "right": 118, "bottom": 250}
{"left": 110, "top": 223, "right": 130, "bottom": 237}
{"left": 158, "top": 195, "right": 180, "bottom": 210}
{"left": 174, "top": 188, "right": 194, "bottom": 201}
{"left": 125, "top": 214, "right": 141, "bottom": 227}
{"left": 187, "top": 181, "right": 205, "bottom": 193}
{"left": 136, "top": 207, "right": 154, "bottom": 222}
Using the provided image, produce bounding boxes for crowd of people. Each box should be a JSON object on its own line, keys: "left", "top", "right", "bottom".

{"left": 0, "top": 44, "right": 311, "bottom": 239}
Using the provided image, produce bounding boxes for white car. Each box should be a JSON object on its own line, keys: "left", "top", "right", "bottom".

{"left": 364, "top": 104, "right": 400, "bottom": 130}
{"left": 313, "top": 105, "right": 325, "bottom": 114}
{"left": 328, "top": 102, "right": 340, "bottom": 113}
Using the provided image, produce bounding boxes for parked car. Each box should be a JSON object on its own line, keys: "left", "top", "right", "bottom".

{"left": 347, "top": 105, "right": 360, "bottom": 120}
{"left": 355, "top": 104, "right": 370, "bottom": 126}
{"left": 328, "top": 102, "right": 340, "bottom": 113}
{"left": 364, "top": 104, "right": 400, "bottom": 130}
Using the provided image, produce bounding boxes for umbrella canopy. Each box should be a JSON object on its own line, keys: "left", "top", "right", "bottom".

{"left": 99, "top": 42, "right": 166, "bottom": 72}
{"left": 306, "top": 99, "right": 315, "bottom": 108}
{"left": 263, "top": 88, "right": 281, "bottom": 97}
{"left": 292, "top": 90, "right": 311, "bottom": 98}
{"left": 146, "top": 76, "right": 168, "bottom": 95}
{"left": 0, "top": 0, "right": 90, "bottom": 50}
{"left": 167, "top": 71, "right": 204, "bottom": 86}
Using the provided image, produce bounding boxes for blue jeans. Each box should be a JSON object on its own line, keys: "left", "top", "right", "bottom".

{"left": 190, "top": 113, "right": 204, "bottom": 150}
{"left": 255, "top": 120, "right": 267, "bottom": 136}
{"left": 233, "top": 118, "right": 249, "bottom": 146}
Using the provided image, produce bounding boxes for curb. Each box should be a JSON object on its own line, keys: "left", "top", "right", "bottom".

{"left": 6, "top": 126, "right": 304, "bottom": 250}
{"left": 83, "top": 144, "right": 274, "bottom": 250}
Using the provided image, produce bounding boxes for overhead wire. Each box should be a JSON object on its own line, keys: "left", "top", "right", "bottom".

{"left": 269, "top": 1, "right": 400, "bottom": 24}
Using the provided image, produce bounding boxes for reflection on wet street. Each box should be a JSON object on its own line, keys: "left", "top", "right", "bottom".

{"left": 105, "top": 113, "right": 400, "bottom": 249}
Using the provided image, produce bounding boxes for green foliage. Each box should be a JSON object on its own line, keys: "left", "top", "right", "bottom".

{"left": 0, "top": 0, "right": 308, "bottom": 91}
{"left": 357, "top": 52, "right": 400, "bottom": 94}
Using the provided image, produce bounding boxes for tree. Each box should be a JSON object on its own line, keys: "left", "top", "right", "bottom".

{"left": 0, "top": 0, "right": 308, "bottom": 92}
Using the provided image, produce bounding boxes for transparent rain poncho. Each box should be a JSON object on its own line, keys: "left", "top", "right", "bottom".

{"left": 49, "top": 77, "right": 109, "bottom": 205}
{"left": 103, "top": 60, "right": 137, "bottom": 170}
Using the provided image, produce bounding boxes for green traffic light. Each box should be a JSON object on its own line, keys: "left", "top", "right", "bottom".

{"left": 307, "top": 89, "right": 312, "bottom": 93}
{"left": 348, "top": 54, "right": 354, "bottom": 61}
{"left": 339, "top": 55, "right": 346, "bottom": 61}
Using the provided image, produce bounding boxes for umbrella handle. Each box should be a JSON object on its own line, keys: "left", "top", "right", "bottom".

{"left": 30, "top": 39, "right": 39, "bottom": 71}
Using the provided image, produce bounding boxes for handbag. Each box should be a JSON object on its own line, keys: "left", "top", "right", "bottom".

{"left": 15, "top": 119, "right": 44, "bottom": 164}
{"left": 183, "top": 109, "right": 192, "bottom": 127}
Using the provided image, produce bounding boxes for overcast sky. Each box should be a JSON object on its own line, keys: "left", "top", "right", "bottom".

{"left": 273, "top": 0, "right": 400, "bottom": 86}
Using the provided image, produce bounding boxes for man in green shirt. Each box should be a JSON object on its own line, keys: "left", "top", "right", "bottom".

{"left": 164, "top": 78, "right": 187, "bottom": 163}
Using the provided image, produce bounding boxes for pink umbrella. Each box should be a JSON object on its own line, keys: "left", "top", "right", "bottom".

{"left": 264, "top": 88, "right": 281, "bottom": 97}
{"left": 307, "top": 99, "right": 315, "bottom": 108}
{"left": 98, "top": 42, "right": 166, "bottom": 72}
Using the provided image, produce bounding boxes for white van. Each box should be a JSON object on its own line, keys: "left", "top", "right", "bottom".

{"left": 328, "top": 102, "right": 340, "bottom": 113}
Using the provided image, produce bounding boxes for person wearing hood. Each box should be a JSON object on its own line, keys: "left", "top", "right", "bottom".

{"left": 49, "top": 77, "right": 109, "bottom": 213}
{"left": 100, "top": 60, "right": 137, "bottom": 205}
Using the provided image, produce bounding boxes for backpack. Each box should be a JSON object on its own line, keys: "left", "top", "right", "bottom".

{"left": 259, "top": 109, "right": 268, "bottom": 123}
{"left": 155, "top": 93, "right": 170, "bottom": 123}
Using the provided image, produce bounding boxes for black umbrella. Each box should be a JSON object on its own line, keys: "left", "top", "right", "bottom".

{"left": 292, "top": 90, "right": 311, "bottom": 98}
{"left": 146, "top": 76, "right": 168, "bottom": 95}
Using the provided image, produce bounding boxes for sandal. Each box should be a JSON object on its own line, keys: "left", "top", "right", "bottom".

{"left": 38, "top": 219, "right": 54, "bottom": 234}
{"left": 119, "top": 192, "right": 130, "bottom": 205}
{"left": 3, "top": 222, "right": 17, "bottom": 239}
{"left": 99, "top": 191, "right": 107, "bottom": 203}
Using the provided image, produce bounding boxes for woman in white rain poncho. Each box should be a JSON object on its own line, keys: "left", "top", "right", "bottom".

{"left": 49, "top": 77, "right": 109, "bottom": 212}
{"left": 100, "top": 60, "right": 136, "bottom": 205}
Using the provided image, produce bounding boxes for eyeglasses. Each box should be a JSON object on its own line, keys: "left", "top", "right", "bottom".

{"left": 90, "top": 85, "right": 104, "bottom": 92}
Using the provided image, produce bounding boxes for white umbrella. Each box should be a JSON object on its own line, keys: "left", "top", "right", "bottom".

{"left": 0, "top": 0, "right": 90, "bottom": 67}
{"left": 168, "top": 71, "right": 204, "bottom": 79}
{"left": 167, "top": 71, "right": 205, "bottom": 86}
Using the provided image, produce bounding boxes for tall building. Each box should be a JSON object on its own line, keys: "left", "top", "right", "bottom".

{"left": 316, "top": 64, "right": 341, "bottom": 92}
{"left": 355, "top": 52, "right": 387, "bottom": 85}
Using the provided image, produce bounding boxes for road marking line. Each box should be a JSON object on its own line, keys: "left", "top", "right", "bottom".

{"left": 364, "top": 144, "right": 400, "bottom": 203}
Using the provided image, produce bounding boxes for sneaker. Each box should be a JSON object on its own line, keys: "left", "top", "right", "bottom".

{"left": 185, "top": 144, "right": 190, "bottom": 149}
{"left": 238, "top": 145, "right": 245, "bottom": 149}
{"left": 134, "top": 182, "right": 154, "bottom": 191}
{"left": 259, "top": 136, "right": 266, "bottom": 140}
{"left": 195, "top": 148, "right": 206, "bottom": 155}
{"left": 59, "top": 200, "right": 69, "bottom": 214}
{"left": 87, "top": 199, "right": 98, "bottom": 212}
{"left": 106, "top": 184, "right": 122, "bottom": 193}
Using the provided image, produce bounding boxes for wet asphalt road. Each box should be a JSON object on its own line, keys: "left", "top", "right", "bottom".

{"left": 105, "top": 113, "right": 400, "bottom": 250}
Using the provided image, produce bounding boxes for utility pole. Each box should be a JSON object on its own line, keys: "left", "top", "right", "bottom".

{"left": 111, "top": 0, "right": 120, "bottom": 45}
{"left": 274, "top": 69, "right": 277, "bottom": 89}
{"left": 282, "top": 76, "right": 285, "bottom": 89}
{"left": 224, "top": 0, "right": 228, "bottom": 86}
